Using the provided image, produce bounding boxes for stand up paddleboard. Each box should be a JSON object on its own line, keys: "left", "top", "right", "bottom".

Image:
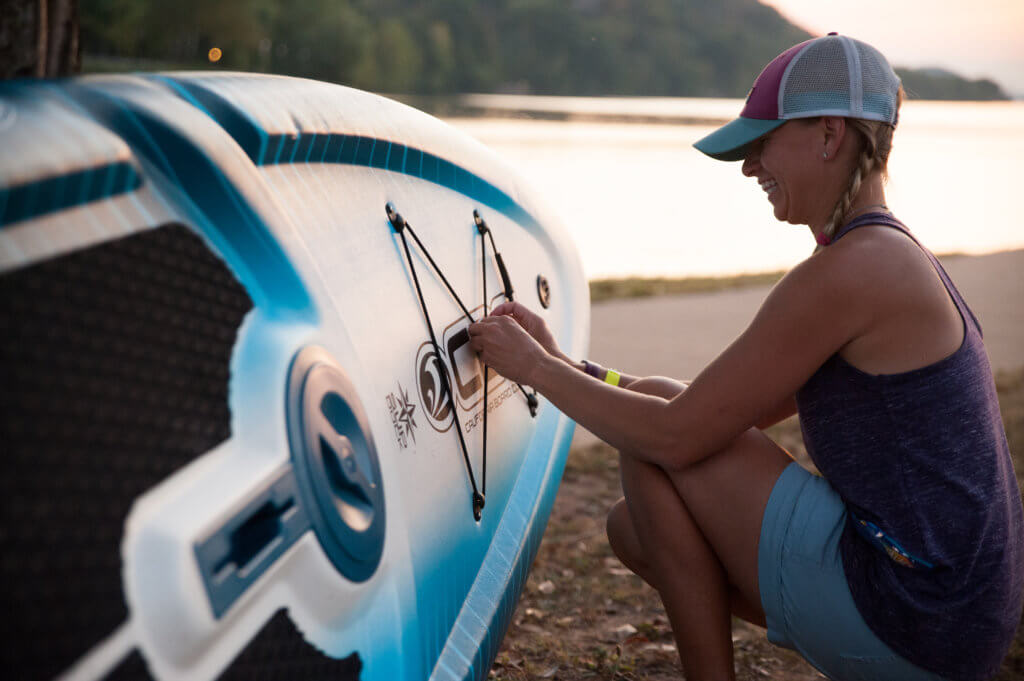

{"left": 0, "top": 73, "right": 588, "bottom": 681}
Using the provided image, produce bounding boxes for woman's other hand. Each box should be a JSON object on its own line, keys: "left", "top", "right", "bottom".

{"left": 487, "top": 301, "right": 567, "bottom": 362}
{"left": 468, "top": 313, "right": 550, "bottom": 385}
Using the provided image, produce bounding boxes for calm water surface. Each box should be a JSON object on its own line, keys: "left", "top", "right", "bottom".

{"left": 448, "top": 97, "right": 1024, "bottom": 279}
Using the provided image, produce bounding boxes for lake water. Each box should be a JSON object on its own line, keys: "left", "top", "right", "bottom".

{"left": 446, "top": 96, "right": 1024, "bottom": 279}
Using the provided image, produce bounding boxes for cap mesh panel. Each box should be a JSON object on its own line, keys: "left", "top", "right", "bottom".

{"left": 857, "top": 42, "right": 900, "bottom": 123}
{"left": 781, "top": 38, "right": 851, "bottom": 116}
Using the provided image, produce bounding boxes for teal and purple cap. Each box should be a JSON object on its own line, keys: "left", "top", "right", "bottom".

{"left": 694, "top": 33, "right": 902, "bottom": 161}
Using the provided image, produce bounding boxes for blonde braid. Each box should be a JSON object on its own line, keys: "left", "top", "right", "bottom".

{"left": 821, "top": 138, "right": 876, "bottom": 241}
{"left": 821, "top": 86, "right": 902, "bottom": 241}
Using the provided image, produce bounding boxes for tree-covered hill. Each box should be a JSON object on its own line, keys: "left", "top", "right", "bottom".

{"left": 896, "top": 67, "right": 1008, "bottom": 101}
{"left": 80, "top": 0, "right": 1008, "bottom": 100}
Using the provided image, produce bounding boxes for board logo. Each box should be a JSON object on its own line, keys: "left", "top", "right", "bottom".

{"left": 415, "top": 343, "right": 454, "bottom": 433}
{"left": 386, "top": 381, "right": 417, "bottom": 448}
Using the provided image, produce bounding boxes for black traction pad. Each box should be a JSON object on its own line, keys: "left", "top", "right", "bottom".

{"left": 103, "top": 651, "right": 156, "bottom": 681}
{"left": 0, "top": 223, "right": 253, "bottom": 680}
{"left": 215, "top": 609, "right": 362, "bottom": 681}
{"left": 95, "top": 610, "right": 362, "bottom": 681}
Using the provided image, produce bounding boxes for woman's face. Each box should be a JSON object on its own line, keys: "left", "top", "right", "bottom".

{"left": 741, "top": 119, "right": 823, "bottom": 226}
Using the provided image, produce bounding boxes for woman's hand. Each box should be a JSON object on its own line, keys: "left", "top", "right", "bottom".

{"left": 487, "top": 301, "right": 567, "bottom": 362}
{"left": 468, "top": 313, "right": 550, "bottom": 385}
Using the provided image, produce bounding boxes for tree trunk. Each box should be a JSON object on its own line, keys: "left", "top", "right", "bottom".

{"left": 1, "top": 0, "right": 80, "bottom": 80}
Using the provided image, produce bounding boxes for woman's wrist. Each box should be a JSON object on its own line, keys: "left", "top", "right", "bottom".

{"left": 553, "top": 349, "right": 576, "bottom": 367}
{"left": 581, "top": 359, "right": 622, "bottom": 386}
{"left": 528, "top": 352, "right": 566, "bottom": 392}
{"left": 581, "top": 359, "right": 600, "bottom": 378}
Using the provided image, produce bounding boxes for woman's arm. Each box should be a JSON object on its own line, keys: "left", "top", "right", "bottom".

{"left": 755, "top": 395, "right": 798, "bottom": 430}
{"left": 471, "top": 250, "right": 867, "bottom": 469}
{"left": 487, "top": 301, "right": 646, "bottom": 388}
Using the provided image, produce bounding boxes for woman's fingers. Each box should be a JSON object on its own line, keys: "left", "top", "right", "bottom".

{"left": 489, "top": 301, "right": 518, "bottom": 317}
{"left": 477, "top": 301, "right": 564, "bottom": 362}
{"left": 489, "top": 301, "right": 533, "bottom": 327}
{"left": 467, "top": 316, "right": 500, "bottom": 354}
{"left": 467, "top": 315, "right": 545, "bottom": 385}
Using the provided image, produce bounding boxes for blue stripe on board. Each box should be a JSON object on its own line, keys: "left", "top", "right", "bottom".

{"left": 370, "top": 138, "right": 389, "bottom": 168}
{"left": 255, "top": 132, "right": 533, "bottom": 227}
{"left": 150, "top": 75, "right": 269, "bottom": 165}
{"left": 405, "top": 147, "right": 423, "bottom": 176}
{"left": 354, "top": 136, "right": 373, "bottom": 166}
{"left": 279, "top": 135, "right": 299, "bottom": 164}
{"left": 156, "top": 76, "right": 538, "bottom": 229}
{"left": 421, "top": 151, "right": 440, "bottom": 184}
{"left": 0, "top": 162, "right": 143, "bottom": 228}
{"left": 324, "top": 135, "right": 343, "bottom": 164}
{"left": 311, "top": 134, "right": 329, "bottom": 163}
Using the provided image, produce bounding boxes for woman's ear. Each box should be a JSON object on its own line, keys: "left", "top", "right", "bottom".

{"left": 820, "top": 116, "right": 847, "bottom": 160}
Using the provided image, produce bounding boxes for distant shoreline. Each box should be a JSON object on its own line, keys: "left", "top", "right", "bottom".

{"left": 393, "top": 93, "right": 1021, "bottom": 126}
{"left": 588, "top": 249, "right": 1024, "bottom": 302}
{"left": 395, "top": 93, "right": 734, "bottom": 126}
{"left": 589, "top": 271, "right": 786, "bottom": 302}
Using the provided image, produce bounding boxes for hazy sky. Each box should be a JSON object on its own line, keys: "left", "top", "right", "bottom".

{"left": 760, "top": 0, "right": 1024, "bottom": 96}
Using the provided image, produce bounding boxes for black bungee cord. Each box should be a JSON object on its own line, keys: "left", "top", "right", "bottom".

{"left": 474, "top": 209, "right": 540, "bottom": 415}
{"left": 478, "top": 213, "right": 490, "bottom": 504}
{"left": 387, "top": 203, "right": 538, "bottom": 521}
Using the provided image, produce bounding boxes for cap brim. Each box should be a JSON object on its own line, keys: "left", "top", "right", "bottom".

{"left": 694, "top": 117, "right": 786, "bottom": 161}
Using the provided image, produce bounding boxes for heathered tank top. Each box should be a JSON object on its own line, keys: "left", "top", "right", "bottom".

{"left": 795, "top": 213, "right": 1024, "bottom": 681}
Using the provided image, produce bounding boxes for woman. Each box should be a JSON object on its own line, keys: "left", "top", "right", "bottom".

{"left": 468, "top": 34, "right": 1023, "bottom": 681}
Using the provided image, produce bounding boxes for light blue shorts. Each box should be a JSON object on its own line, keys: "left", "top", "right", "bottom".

{"left": 758, "top": 462, "right": 950, "bottom": 681}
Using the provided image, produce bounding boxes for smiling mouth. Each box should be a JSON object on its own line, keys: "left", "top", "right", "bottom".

{"left": 759, "top": 178, "right": 778, "bottom": 195}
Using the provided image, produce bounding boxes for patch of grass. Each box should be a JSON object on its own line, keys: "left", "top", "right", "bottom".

{"left": 586, "top": 253, "right": 980, "bottom": 304}
{"left": 492, "top": 366, "right": 1024, "bottom": 680}
{"left": 589, "top": 272, "right": 786, "bottom": 303}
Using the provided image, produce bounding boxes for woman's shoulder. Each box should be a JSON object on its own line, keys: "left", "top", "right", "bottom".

{"left": 809, "top": 223, "right": 967, "bottom": 374}
{"left": 774, "top": 223, "right": 948, "bottom": 337}
{"left": 802, "top": 223, "right": 937, "bottom": 299}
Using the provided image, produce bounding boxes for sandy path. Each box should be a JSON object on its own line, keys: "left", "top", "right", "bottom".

{"left": 572, "top": 248, "right": 1024, "bottom": 449}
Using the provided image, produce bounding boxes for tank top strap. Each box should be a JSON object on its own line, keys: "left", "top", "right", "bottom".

{"left": 832, "top": 212, "right": 983, "bottom": 337}
{"left": 831, "top": 211, "right": 909, "bottom": 241}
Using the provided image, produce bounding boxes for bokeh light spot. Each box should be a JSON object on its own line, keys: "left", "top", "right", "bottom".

{"left": 208, "top": 47, "right": 223, "bottom": 63}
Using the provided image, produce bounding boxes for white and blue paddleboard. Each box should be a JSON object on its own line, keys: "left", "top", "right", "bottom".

{"left": 0, "top": 73, "right": 588, "bottom": 681}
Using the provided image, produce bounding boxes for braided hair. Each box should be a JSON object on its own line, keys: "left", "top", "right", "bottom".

{"left": 820, "top": 87, "right": 904, "bottom": 241}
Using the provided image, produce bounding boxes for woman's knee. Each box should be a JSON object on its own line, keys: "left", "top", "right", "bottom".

{"left": 606, "top": 497, "right": 655, "bottom": 581}
{"left": 602, "top": 493, "right": 626, "bottom": 557}
{"left": 606, "top": 498, "right": 633, "bottom": 560}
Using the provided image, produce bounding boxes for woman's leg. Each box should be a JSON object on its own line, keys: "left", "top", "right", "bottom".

{"left": 605, "top": 376, "right": 793, "bottom": 681}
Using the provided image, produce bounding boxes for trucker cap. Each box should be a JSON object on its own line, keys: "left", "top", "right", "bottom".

{"left": 694, "top": 33, "right": 901, "bottom": 161}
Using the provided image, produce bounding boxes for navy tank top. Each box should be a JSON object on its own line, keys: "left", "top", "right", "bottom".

{"left": 795, "top": 213, "right": 1024, "bottom": 681}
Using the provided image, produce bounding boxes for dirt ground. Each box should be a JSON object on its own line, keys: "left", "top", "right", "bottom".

{"left": 489, "top": 368, "right": 1024, "bottom": 681}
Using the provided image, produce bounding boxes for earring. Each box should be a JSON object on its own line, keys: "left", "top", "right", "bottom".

{"left": 823, "top": 151, "right": 829, "bottom": 159}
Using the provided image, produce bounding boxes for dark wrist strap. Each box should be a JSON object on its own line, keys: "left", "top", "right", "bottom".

{"left": 582, "top": 359, "right": 604, "bottom": 379}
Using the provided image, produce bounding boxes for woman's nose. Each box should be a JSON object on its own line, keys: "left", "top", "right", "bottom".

{"left": 741, "top": 148, "right": 761, "bottom": 177}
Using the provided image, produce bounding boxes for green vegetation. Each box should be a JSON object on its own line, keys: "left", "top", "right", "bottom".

{"left": 589, "top": 270, "right": 786, "bottom": 303}
{"left": 897, "top": 67, "right": 1009, "bottom": 101}
{"left": 80, "top": 0, "right": 810, "bottom": 96}
{"left": 80, "top": 1, "right": 1009, "bottom": 100}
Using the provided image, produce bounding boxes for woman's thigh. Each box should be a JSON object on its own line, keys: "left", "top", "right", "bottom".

{"left": 621, "top": 376, "right": 793, "bottom": 620}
